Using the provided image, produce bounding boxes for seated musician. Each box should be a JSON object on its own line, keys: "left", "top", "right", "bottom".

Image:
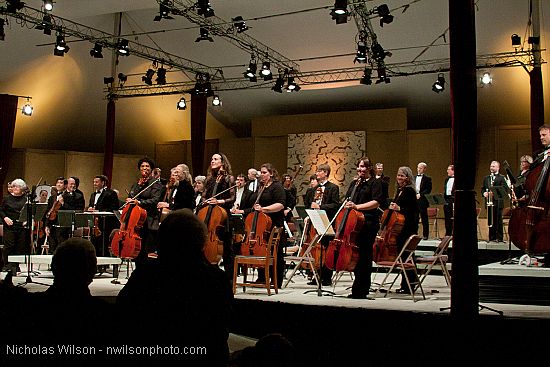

{"left": 87, "top": 175, "right": 119, "bottom": 257}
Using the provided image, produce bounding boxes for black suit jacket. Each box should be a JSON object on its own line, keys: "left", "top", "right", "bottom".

{"left": 481, "top": 173, "right": 508, "bottom": 207}
{"left": 444, "top": 176, "right": 455, "bottom": 201}
{"left": 171, "top": 180, "right": 195, "bottom": 210}
{"left": 306, "top": 181, "right": 340, "bottom": 220}
{"left": 417, "top": 175, "right": 432, "bottom": 207}
{"left": 89, "top": 188, "right": 119, "bottom": 211}
{"left": 128, "top": 178, "right": 163, "bottom": 230}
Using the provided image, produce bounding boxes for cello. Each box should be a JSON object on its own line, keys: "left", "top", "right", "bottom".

{"left": 325, "top": 178, "right": 365, "bottom": 272}
{"left": 110, "top": 201, "right": 146, "bottom": 259}
{"left": 241, "top": 184, "right": 272, "bottom": 256}
{"left": 299, "top": 186, "right": 325, "bottom": 269}
{"left": 197, "top": 171, "right": 229, "bottom": 263}
{"left": 508, "top": 154, "right": 550, "bottom": 255}
{"left": 373, "top": 191, "right": 406, "bottom": 262}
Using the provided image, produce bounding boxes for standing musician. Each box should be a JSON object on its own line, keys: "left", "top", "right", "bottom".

{"left": 388, "top": 166, "right": 420, "bottom": 293}
{"left": 304, "top": 163, "right": 340, "bottom": 287}
{"left": 345, "top": 157, "right": 387, "bottom": 299}
{"left": 193, "top": 175, "right": 206, "bottom": 210}
{"left": 481, "top": 160, "right": 507, "bottom": 242}
{"left": 282, "top": 174, "right": 297, "bottom": 221}
{"left": 45, "top": 177, "right": 67, "bottom": 253}
{"left": 87, "top": 175, "right": 119, "bottom": 257}
{"left": 246, "top": 168, "right": 260, "bottom": 193}
{"left": 202, "top": 153, "right": 236, "bottom": 280}
{"left": 157, "top": 164, "right": 195, "bottom": 212}
{"left": 1, "top": 179, "right": 28, "bottom": 276}
{"left": 126, "top": 157, "right": 163, "bottom": 262}
{"left": 231, "top": 173, "right": 253, "bottom": 213}
{"left": 443, "top": 164, "right": 455, "bottom": 236}
{"left": 375, "top": 162, "right": 390, "bottom": 210}
{"left": 302, "top": 174, "right": 318, "bottom": 206}
{"left": 54, "top": 177, "right": 86, "bottom": 245}
{"left": 241, "top": 163, "right": 287, "bottom": 287}
{"left": 415, "top": 162, "right": 432, "bottom": 240}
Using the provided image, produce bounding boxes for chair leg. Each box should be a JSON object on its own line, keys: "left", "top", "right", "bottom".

{"left": 265, "top": 266, "right": 270, "bottom": 296}
{"left": 273, "top": 263, "right": 278, "bottom": 294}
{"left": 242, "top": 265, "right": 248, "bottom": 293}
{"left": 232, "top": 259, "right": 238, "bottom": 294}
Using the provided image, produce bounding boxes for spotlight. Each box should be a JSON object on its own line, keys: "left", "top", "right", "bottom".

{"left": 359, "top": 68, "right": 372, "bottom": 85}
{"left": 43, "top": 0, "right": 53, "bottom": 12}
{"left": 0, "top": 19, "right": 6, "bottom": 41}
{"left": 156, "top": 67, "right": 167, "bottom": 85}
{"left": 272, "top": 75, "right": 284, "bottom": 93}
{"left": 480, "top": 72, "right": 492, "bottom": 86}
{"left": 432, "top": 73, "right": 446, "bottom": 93}
{"left": 21, "top": 98, "right": 33, "bottom": 116}
{"left": 118, "top": 73, "right": 127, "bottom": 84}
{"left": 232, "top": 16, "right": 248, "bottom": 33}
{"left": 90, "top": 43, "right": 103, "bottom": 58}
{"left": 195, "top": 27, "right": 213, "bottom": 42}
{"left": 511, "top": 33, "right": 521, "bottom": 48}
{"left": 376, "top": 4, "right": 393, "bottom": 27}
{"left": 375, "top": 67, "right": 390, "bottom": 84}
{"left": 212, "top": 95, "right": 221, "bottom": 106}
{"left": 53, "top": 33, "right": 69, "bottom": 57}
{"left": 103, "top": 76, "right": 114, "bottom": 84}
{"left": 176, "top": 97, "right": 187, "bottom": 110}
{"left": 260, "top": 61, "right": 272, "bottom": 81}
{"left": 6, "top": 0, "right": 25, "bottom": 14}
{"left": 35, "top": 14, "right": 52, "bottom": 35}
{"left": 371, "top": 43, "right": 391, "bottom": 61}
{"left": 154, "top": 1, "right": 174, "bottom": 21}
{"left": 142, "top": 69, "right": 155, "bottom": 85}
{"left": 192, "top": 74, "right": 214, "bottom": 96}
{"left": 244, "top": 57, "right": 257, "bottom": 82}
{"left": 197, "top": 0, "right": 214, "bottom": 18}
{"left": 116, "top": 39, "right": 129, "bottom": 56}
{"left": 354, "top": 42, "right": 367, "bottom": 63}
{"left": 330, "top": 0, "right": 348, "bottom": 24}
{"left": 286, "top": 76, "right": 301, "bottom": 92}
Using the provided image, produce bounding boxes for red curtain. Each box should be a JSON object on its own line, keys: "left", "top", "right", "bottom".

{"left": 190, "top": 95, "right": 207, "bottom": 177}
{"left": 103, "top": 98, "right": 116, "bottom": 184}
{"left": 0, "top": 94, "right": 19, "bottom": 202}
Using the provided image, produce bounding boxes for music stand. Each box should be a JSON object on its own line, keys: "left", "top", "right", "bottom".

{"left": 425, "top": 193, "right": 445, "bottom": 206}
{"left": 490, "top": 186, "right": 508, "bottom": 202}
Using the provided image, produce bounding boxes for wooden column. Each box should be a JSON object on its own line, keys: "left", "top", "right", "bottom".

{"left": 191, "top": 94, "right": 207, "bottom": 176}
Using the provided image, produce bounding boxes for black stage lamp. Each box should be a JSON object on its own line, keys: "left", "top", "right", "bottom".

{"left": 103, "top": 76, "right": 115, "bottom": 84}
{"left": 511, "top": 34, "right": 521, "bottom": 48}
{"left": 376, "top": 4, "right": 393, "bottom": 27}
{"left": 360, "top": 68, "right": 372, "bottom": 85}
{"left": 244, "top": 58, "right": 257, "bottom": 82}
{"left": 286, "top": 76, "right": 300, "bottom": 92}
{"left": 272, "top": 75, "right": 284, "bottom": 93}
{"left": 330, "top": 0, "right": 348, "bottom": 24}
{"left": 154, "top": 1, "right": 174, "bottom": 21}
{"left": 43, "top": 0, "right": 53, "bottom": 12}
{"left": 195, "top": 27, "right": 213, "bottom": 42}
{"left": 355, "top": 42, "right": 367, "bottom": 63}
{"left": 0, "top": 19, "right": 6, "bottom": 41}
{"left": 21, "top": 99, "right": 33, "bottom": 116}
{"left": 176, "top": 97, "right": 187, "bottom": 110}
{"left": 90, "top": 43, "right": 103, "bottom": 58}
{"left": 260, "top": 61, "right": 273, "bottom": 81}
{"left": 197, "top": 0, "right": 214, "bottom": 18}
{"left": 35, "top": 14, "right": 52, "bottom": 35}
{"left": 118, "top": 73, "right": 127, "bottom": 84}
{"left": 372, "top": 43, "right": 391, "bottom": 61}
{"left": 212, "top": 95, "right": 221, "bottom": 106}
{"left": 6, "top": 0, "right": 25, "bottom": 14}
{"left": 156, "top": 67, "right": 167, "bottom": 85}
{"left": 53, "top": 33, "right": 69, "bottom": 57}
{"left": 432, "top": 73, "right": 445, "bottom": 93}
{"left": 232, "top": 16, "right": 248, "bottom": 33}
{"left": 117, "top": 39, "right": 129, "bottom": 56}
{"left": 142, "top": 69, "right": 155, "bottom": 86}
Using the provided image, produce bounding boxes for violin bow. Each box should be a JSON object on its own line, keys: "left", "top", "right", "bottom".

{"left": 119, "top": 178, "right": 161, "bottom": 210}
{"left": 197, "top": 183, "right": 238, "bottom": 209}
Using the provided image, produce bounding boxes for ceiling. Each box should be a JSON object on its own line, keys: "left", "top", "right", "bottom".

{"left": 1, "top": 0, "right": 549, "bottom": 138}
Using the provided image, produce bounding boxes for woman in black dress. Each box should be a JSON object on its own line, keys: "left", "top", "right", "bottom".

{"left": 1, "top": 179, "right": 28, "bottom": 275}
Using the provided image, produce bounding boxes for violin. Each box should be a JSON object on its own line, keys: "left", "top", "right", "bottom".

{"left": 197, "top": 171, "right": 228, "bottom": 263}
{"left": 241, "top": 183, "right": 273, "bottom": 256}
{"left": 46, "top": 190, "right": 65, "bottom": 221}
{"left": 326, "top": 179, "right": 365, "bottom": 272}
{"left": 373, "top": 190, "right": 406, "bottom": 263}
{"left": 509, "top": 154, "right": 550, "bottom": 255}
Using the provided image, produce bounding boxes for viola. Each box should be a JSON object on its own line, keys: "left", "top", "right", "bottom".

{"left": 241, "top": 184, "right": 272, "bottom": 256}
{"left": 110, "top": 202, "right": 146, "bottom": 259}
{"left": 509, "top": 155, "right": 550, "bottom": 254}
{"left": 326, "top": 179, "right": 365, "bottom": 272}
{"left": 197, "top": 172, "right": 228, "bottom": 263}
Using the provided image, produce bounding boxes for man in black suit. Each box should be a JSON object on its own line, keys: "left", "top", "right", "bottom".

{"left": 306, "top": 163, "right": 340, "bottom": 287}
{"left": 443, "top": 164, "right": 455, "bottom": 236}
{"left": 481, "top": 161, "right": 508, "bottom": 242}
{"left": 246, "top": 168, "right": 260, "bottom": 193}
{"left": 87, "top": 175, "right": 119, "bottom": 257}
{"left": 415, "top": 162, "right": 432, "bottom": 240}
{"left": 375, "top": 162, "right": 390, "bottom": 210}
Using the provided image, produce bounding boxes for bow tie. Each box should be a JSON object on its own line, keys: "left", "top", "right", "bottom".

{"left": 417, "top": 175, "right": 423, "bottom": 177}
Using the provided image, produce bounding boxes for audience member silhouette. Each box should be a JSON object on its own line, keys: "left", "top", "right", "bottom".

{"left": 117, "top": 209, "right": 233, "bottom": 365}
{"left": 228, "top": 333, "right": 296, "bottom": 367}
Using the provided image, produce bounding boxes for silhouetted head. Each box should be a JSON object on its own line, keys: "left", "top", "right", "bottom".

{"left": 52, "top": 238, "right": 97, "bottom": 288}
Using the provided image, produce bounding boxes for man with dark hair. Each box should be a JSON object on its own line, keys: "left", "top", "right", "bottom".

{"left": 45, "top": 177, "right": 67, "bottom": 253}
{"left": 87, "top": 175, "right": 119, "bottom": 257}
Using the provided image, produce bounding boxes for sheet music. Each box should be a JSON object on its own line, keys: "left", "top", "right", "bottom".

{"left": 305, "top": 209, "right": 335, "bottom": 236}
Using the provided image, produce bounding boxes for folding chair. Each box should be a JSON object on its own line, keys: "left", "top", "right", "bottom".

{"left": 427, "top": 207, "right": 439, "bottom": 239}
{"left": 233, "top": 227, "right": 282, "bottom": 296}
{"left": 416, "top": 235, "right": 452, "bottom": 286}
{"left": 373, "top": 234, "right": 425, "bottom": 302}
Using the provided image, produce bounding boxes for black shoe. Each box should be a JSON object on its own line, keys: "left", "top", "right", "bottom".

{"left": 422, "top": 237, "right": 429, "bottom": 240}
{"left": 395, "top": 288, "right": 409, "bottom": 294}
{"left": 307, "top": 279, "right": 318, "bottom": 286}
{"left": 321, "top": 280, "right": 332, "bottom": 287}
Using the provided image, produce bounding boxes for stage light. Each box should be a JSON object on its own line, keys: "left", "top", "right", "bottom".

{"left": 371, "top": 43, "right": 391, "bottom": 61}
{"left": 375, "top": 4, "right": 393, "bottom": 27}
{"left": 286, "top": 76, "right": 301, "bottom": 92}
{"left": 6, "top": 0, "right": 24, "bottom": 14}
{"left": 117, "top": 73, "right": 127, "bottom": 84}
{"left": 0, "top": 19, "right": 5, "bottom": 41}
{"left": 260, "top": 61, "right": 272, "bottom": 81}
{"left": 43, "top": 0, "right": 53, "bottom": 12}
{"left": 35, "top": 14, "right": 52, "bottom": 35}
{"left": 375, "top": 67, "right": 390, "bottom": 84}
{"left": 511, "top": 33, "right": 521, "bottom": 48}
{"left": 142, "top": 69, "right": 155, "bottom": 86}
{"left": 480, "top": 72, "right": 492, "bottom": 86}
{"left": 197, "top": 0, "right": 214, "bottom": 18}
{"left": 330, "top": 0, "right": 348, "bottom": 24}
{"left": 360, "top": 68, "right": 372, "bottom": 85}
{"left": 156, "top": 67, "right": 167, "bottom": 85}
{"left": 154, "top": 1, "right": 174, "bottom": 21}
{"left": 195, "top": 27, "right": 213, "bottom": 42}
{"left": 21, "top": 98, "right": 33, "bottom": 116}
{"left": 232, "top": 16, "right": 248, "bottom": 33}
{"left": 244, "top": 56, "right": 257, "bottom": 82}
{"left": 53, "top": 33, "right": 69, "bottom": 57}
{"left": 212, "top": 95, "right": 221, "bottom": 106}
{"left": 271, "top": 75, "right": 284, "bottom": 93}
{"left": 90, "top": 43, "right": 103, "bottom": 58}
{"left": 116, "top": 39, "right": 129, "bottom": 56}
{"left": 176, "top": 97, "right": 187, "bottom": 110}
{"left": 355, "top": 42, "right": 367, "bottom": 63}
{"left": 103, "top": 76, "right": 114, "bottom": 84}
{"left": 432, "top": 73, "right": 446, "bottom": 93}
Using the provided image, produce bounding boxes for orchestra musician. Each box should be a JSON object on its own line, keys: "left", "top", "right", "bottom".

{"left": 241, "top": 163, "right": 287, "bottom": 287}
{"left": 1, "top": 179, "right": 28, "bottom": 276}
{"left": 193, "top": 175, "right": 206, "bottom": 210}
{"left": 157, "top": 164, "right": 195, "bottom": 212}
{"left": 304, "top": 164, "right": 340, "bottom": 287}
{"left": 45, "top": 177, "right": 67, "bottom": 253}
{"left": 345, "top": 157, "right": 387, "bottom": 299}
{"left": 443, "top": 164, "right": 455, "bottom": 236}
{"left": 86, "top": 175, "right": 119, "bottom": 257}
{"left": 481, "top": 161, "right": 507, "bottom": 242}
{"left": 246, "top": 168, "right": 260, "bottom": 193}
{"left": 230, "top": 173, "right": 253, "bottom": 214}
{"left": 375, "top": 162, "right": 390, "bottom": 210}
{"left": 126, "top": 157, "right": 163, "bottom": 262}
{"left": 514, "top": 155, "right": 533, "bottom": 206}
{"left": 415, "top": 162, "right": 432, "bottom": 240}
{"left": 203, "top": 153, "right": 236, "bottom": 280}
{"left": 282, "top": 174, "right": 297, "bottom": 221}
{"left": 388, "top": 166, "right": 421, "bottom": 293}
{"left": 302, "top": 174, "right": 318, "bottom": 206}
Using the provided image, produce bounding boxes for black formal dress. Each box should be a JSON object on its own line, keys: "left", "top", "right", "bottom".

{"left": 0, "top": 194, "right": 27, "bottom": 275}
{"left": 416, "top": 174, "right": 432, "bottom": 239}
{"left": 481, "top": 173, "right": 508, "bottom": 242}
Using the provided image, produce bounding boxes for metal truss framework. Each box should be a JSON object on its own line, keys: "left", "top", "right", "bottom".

{"left": 108, "top": 50, "right": 540, "bottom": 99}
